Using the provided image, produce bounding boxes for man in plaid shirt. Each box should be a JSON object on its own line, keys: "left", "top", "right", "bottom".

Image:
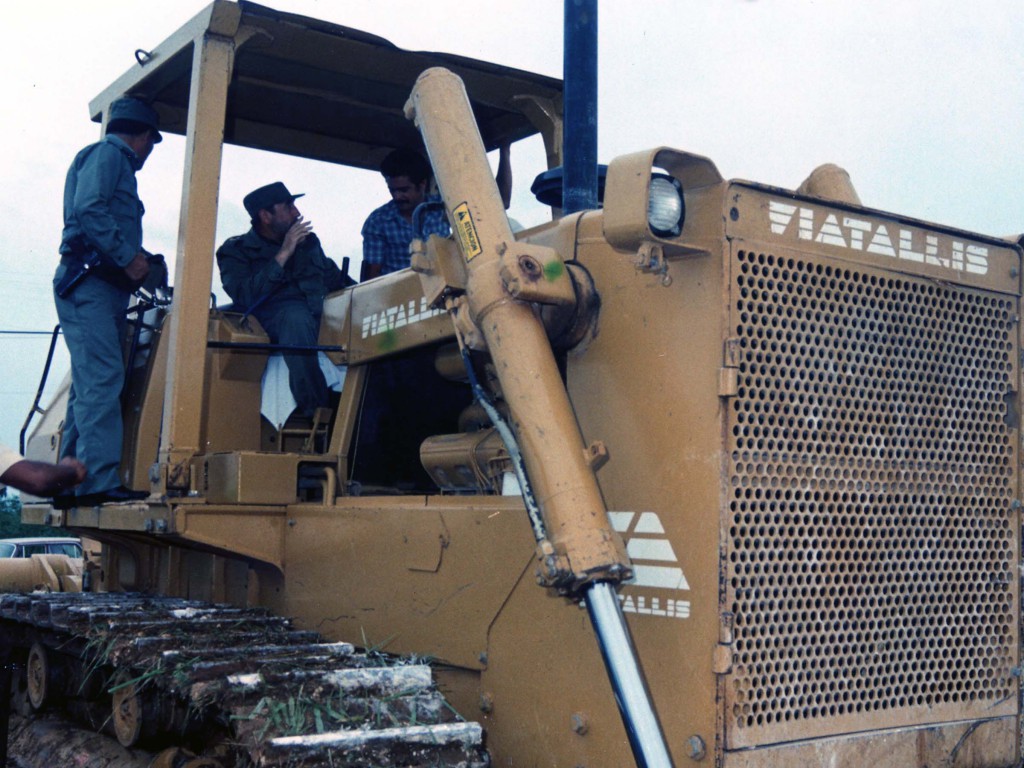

{"left": 360, "top": 149, "right": 449, "bottom": 280}
{"left": 360, "top": 146, "right": 512, "bottom": 280}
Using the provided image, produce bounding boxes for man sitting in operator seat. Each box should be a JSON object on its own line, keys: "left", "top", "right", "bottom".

{"left": 216, "top": 182, "right": 351, "bottom": 418}
{"left": 360, "top": 145, "right": 512, "bottom": 280}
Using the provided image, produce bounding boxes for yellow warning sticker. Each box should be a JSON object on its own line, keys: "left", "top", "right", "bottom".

{"left": 452, "top": 202, "right": 483, "bottom": 261}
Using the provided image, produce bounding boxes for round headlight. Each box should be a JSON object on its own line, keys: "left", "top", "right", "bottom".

{"left": 648, "top": 173, "right": 684, "bottom": 237}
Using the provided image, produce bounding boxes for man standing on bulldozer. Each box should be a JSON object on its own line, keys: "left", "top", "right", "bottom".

{"left": 52, "top": 96, "right": 160, "bottom": 506}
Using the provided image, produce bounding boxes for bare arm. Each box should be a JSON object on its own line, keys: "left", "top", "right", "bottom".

{"left": 124, "top": 251, "right": 151, "bottom": 282}
{"left": 1, "top": 457, "right": 87, "bottom": 497}
{"left": 496, "top": 142, "right": 512, "bottom": 210}
{"left": 361, "top": 261, "right": 383, "bottom": 281}
{"left": 275, "top": 219, "right": 314, "bottom": 267}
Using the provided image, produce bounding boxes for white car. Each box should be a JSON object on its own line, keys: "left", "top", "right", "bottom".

{"left": 0, "top": 537, "right": 83, "bottom": 558}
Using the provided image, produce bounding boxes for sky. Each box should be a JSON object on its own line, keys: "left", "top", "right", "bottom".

{"left": 1, "top": 0, "right": 1022, "bottom": 456}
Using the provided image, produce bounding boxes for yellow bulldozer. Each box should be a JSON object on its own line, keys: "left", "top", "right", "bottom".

{"left": 4, "top": 2, "right": 1021, "bottom": 767}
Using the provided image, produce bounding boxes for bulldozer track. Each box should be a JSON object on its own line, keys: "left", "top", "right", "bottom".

{"left": 0, "top": 592, "right": 488, "bottom": 767}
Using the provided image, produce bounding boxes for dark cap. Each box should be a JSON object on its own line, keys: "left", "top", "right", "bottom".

{"left": 243, "top": 182, "right": 305, "bottom": 219}
{"left": 108, "top": 97, "right": 162, "bottom": 143}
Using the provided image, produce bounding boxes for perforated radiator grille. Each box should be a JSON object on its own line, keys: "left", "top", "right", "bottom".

{"left": 725, "top": 249, "right": 1019, "bottom": 748}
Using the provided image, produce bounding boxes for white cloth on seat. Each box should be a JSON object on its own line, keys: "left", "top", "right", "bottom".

{"left": 260, "top": 353, "right": 347, "bottom": 429}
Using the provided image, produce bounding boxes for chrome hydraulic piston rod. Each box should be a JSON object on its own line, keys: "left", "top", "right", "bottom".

{"left": 405, "top": 66, "right": 674, "bottom": 768}
{"left": 587, "top": 582, "right": 674, "bottom": 768}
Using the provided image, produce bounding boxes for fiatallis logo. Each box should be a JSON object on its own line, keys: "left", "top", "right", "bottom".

{"left": 768, "top": 200, "right": 989, "bottom": 276}
{"left": 360, "top": 297, "right": 444, "bottom": 339}
{"left": 607, "top": 511, "right": 690, "bottom": 621}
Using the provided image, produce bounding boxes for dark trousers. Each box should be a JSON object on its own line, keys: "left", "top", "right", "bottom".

{"left": 53, "top": 265, "right": 129, "bottom": 495}
{"left": 254, "top": 299, "right": 328, "bottom": 417}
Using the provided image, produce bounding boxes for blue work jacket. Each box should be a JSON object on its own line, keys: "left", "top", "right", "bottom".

{"left": 59, "top": 135, "right": 144, "bottom": 267}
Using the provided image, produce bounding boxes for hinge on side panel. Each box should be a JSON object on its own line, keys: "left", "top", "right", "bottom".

{"left": 713, "top": 611, "right": 735, "bottom": 674}
{"left": 719, "top": 337, "right": 742, "bottom": 397}
{"left": 713, "top": 644, "right": 734, "bottom": 675}
{"left": 723, "top": 337, "right": 742, "bottom": 367}
{"left": 719, "top": 369, "right": 738, "bottom": 398}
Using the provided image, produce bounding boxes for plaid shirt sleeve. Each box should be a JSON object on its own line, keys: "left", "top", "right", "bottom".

{"left": 362, "top": 202, "right": 452, "bottom": 275}
{"left": 423, "top": 207, "right": 451, "bottom": 238}
{"left": 361, "top": 205, "right": 398, "bottom": 271}
{"left": 361, "top": 230, "right": 387, "bottom": 268}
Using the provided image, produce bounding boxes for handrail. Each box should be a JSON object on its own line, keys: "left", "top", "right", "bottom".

{"left": 19, "top": 325, "right": 62, "bottom": 455}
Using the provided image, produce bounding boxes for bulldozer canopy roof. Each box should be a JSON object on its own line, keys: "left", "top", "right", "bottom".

{"left": 89, "top": 0, "right": 563, "bottom": 171}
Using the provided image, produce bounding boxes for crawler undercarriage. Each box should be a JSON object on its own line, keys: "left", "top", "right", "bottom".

{"left": 1, "top": 592, "right": 486, "bottom": 767}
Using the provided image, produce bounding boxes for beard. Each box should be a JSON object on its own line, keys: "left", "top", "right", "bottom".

{"left": 269, "top": 215, "right": 298, "bottom": 239}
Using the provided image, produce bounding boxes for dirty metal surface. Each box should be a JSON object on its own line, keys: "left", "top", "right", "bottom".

{"left": 724, "top": 248, "right": 1020, "bottom": 749}
{"left": 1, "top": 592, "right": 487, "bottom": 767}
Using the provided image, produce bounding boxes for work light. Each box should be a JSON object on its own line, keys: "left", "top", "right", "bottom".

{"left": 648, "top": 174, "right": 684, "bottom": 237}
